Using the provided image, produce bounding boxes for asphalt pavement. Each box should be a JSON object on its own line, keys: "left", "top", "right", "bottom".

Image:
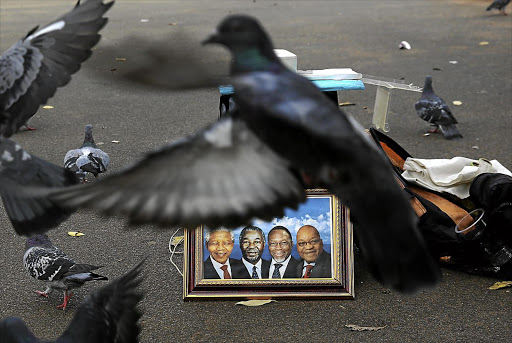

{"left": 0, "top": 1, "right": 511, "bottom": 342}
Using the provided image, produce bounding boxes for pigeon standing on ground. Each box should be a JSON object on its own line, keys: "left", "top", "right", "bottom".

{"left": 415, "top": 75, "right": 462, "bottom": 140}
{"left": 23, "top": 234, "right": 108, "bottom": 310}
{"left": 0, "top": 260, "right": 143, "bottom": 343}
{"left": 486, "top": 0, "right": 511, "bottom": 15}
{"left": 0, "top": 0, "right": 114, "bottom": 236}
{"left": 47, "top": 15, "right": 440, "bottom": 293}
{"left": 64, "top": 124, "right": 110, "bottom": 182}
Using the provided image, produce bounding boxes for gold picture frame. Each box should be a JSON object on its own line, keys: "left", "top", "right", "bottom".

{"left": 183, "top": 189, "right": 354, "bottom": 299}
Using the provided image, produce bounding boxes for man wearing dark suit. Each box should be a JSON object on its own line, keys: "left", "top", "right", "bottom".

{"left": 295, "top": 225, "right": 332, "bottom": 278}
{"left": 203, "top": 227, "right": 250, "bottom": 279}
{"left": 203, "top": 256, "right": 250, "bottom": 279}
{"left": 239, "top": 225, "right": 270, "bottom": 279}
{"left": 265, "top": 226, "right": 300, "bottom": 278}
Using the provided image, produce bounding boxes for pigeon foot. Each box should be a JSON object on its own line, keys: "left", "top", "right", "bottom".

{"left": 34, "top": 290, "right": 49, "bottom": 298}
{"left": 56, "top": 292, "right": 73, "bottom": 310}
{"left": 24, "top": 125, "right": 37, "bottom": 131}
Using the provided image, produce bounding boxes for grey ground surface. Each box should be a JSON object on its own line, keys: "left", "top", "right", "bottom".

{"left": 0, "top": 0, "right": 511, "bottom": 342}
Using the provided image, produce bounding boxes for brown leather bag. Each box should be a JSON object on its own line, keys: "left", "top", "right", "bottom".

{"left": 368, "top": 128, "right": 478, "bottom": 259}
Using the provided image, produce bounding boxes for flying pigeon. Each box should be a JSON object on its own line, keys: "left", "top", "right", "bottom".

{"left": 487, "top": 0, "right": 511, "bottom": 15}
{"left": 0, "top": 260, "right": 143, "bottom": 343}
{"left": 0, "top": 0, "right": 114, "bottom": 236}
{"left": 23, "top": 234, "right": 108, "bottom": 310}
{"left": 64, "top": 124, "right": 110, "bottom": 182}
{"left": 47, "top": 15, "right": 440, "bottom": 293}
{"left": 415, "top": 75, "right": 462, "bottom": 140}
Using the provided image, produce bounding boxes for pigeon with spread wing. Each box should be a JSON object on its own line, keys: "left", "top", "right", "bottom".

{"left": 47, "top": 15, "right": 440, "bottom": 293}
{"left": 0, "top": 0, "right": 114, "bottom": 236}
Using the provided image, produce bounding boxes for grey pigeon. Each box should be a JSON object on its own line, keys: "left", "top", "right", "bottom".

{"left": 0, "top": 260, "right": 143, "bottom": 343}
{"left": 487, "top": 0, "right": 511, "bottom": 15}
{"left": 415, "top": 75, "right": 462, "bottom": 140}
{"left": 47, "top": 15, "right": 440, "bottom": 293}
{"left": 0, "top": 0, "right": 114, "bottom": 236}
{"left": 64, "top": 124, "right": 110, "bottom": 182}
{"left": 23, "top": 234, "right": 108, "bottom": 310}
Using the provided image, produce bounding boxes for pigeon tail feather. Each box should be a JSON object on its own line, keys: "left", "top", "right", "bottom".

{"left": 328, "top": 148, "right": 441, "bottom": 294}
{"left": 439, "top": 124, "right": 463, "bottom": 140}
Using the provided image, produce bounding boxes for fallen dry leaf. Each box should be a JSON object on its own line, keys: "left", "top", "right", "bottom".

{"left": 67, "top": 231, "right": 85, "bottom": 237}
{"left": 339, "top": 102, "right": 356, "bottom": 106}
{"left": 345, "top": 324, "right": 387, "bottom": 332}
{"left": 440, "top": 256, "right": 452, "bottom": 263}
{"left": 489, "top": 281, "right": 512, "bottom": 290}
{"left": 236, "top": 299, "right": 276, "bottom": 307}
{"left": 42, "top": 105, "right": 54, "bottom": 109}
{"left": 452, "top": 100, "right": 462, "bottom": 106}
{"left": 168, "top": 22, "right": 177, "bottom": 26}
{"left": 479, "top": 41, "right": 489, "bottom": 46}
{"left": 115, "top": 57, "right": 127, "bottom": 61}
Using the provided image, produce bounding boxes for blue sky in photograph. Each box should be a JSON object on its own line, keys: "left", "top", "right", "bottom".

{"left": 247, "top": 197, "right": 332, "bottom": 244}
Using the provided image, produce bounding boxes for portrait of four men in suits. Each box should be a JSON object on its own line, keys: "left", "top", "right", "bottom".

{"left": 203, "top": 224, "right": 332, "bottom": 279}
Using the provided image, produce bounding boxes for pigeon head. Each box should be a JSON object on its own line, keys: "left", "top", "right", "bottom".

{"left": 25, "top": 234, "right": 52, "bottom": 250}
{"left": 422, "top": 75, "right": 434, "bottom": 94}
{"left": 203, "top": 15, "right": 281, "bottom": 73}
{"left": 83, "top": 124, "right": 96, "bottom": 148}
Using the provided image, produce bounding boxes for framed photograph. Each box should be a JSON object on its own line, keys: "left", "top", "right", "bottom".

{"left": 183, "top": 189, "right": 354, "bottom": 299}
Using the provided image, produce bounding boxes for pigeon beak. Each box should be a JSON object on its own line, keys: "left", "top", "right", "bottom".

{"left": 202, "top": 32, "right": 222, "bottom": 45}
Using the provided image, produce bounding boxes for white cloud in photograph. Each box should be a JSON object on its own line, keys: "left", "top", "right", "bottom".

{"left": 250, "top": 210, "right": 332, "bottom": 244}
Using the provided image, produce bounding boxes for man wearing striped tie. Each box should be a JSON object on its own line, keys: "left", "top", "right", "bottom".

{"left": 267, "top": 226, "right": 300, "bottom": 278}
{"left": 239, "top": 226, "right": 271, "bottom": 279}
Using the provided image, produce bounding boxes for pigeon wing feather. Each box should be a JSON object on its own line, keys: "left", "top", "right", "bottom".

{"left": 0, "top": 317, "right": 41, "bottom": 343}
{"left": 54, "top": 261, "right": 143, "bottom": 343}
{"left": 0, "top": 138, "right": 79, "bottom": 236}
{"left": 49, "top": 117, "right": 305, "bottom": 228}
{"left": 0, "top": 0, "right": 114, "bottom": 137}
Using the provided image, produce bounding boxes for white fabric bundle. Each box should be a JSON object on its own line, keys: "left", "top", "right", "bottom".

{"left": 402, "top": 157, "right": 512, "bottom": 199}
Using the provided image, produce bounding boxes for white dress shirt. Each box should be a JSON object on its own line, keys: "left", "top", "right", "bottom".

{"left": 269, "top": 255, "right": 292, "bottom": 279}
{"left": 210, "top": 256, "right": 232, "bottom": 279}
{"left": 242, "top": 258, "right": 263, "bottom": 278}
